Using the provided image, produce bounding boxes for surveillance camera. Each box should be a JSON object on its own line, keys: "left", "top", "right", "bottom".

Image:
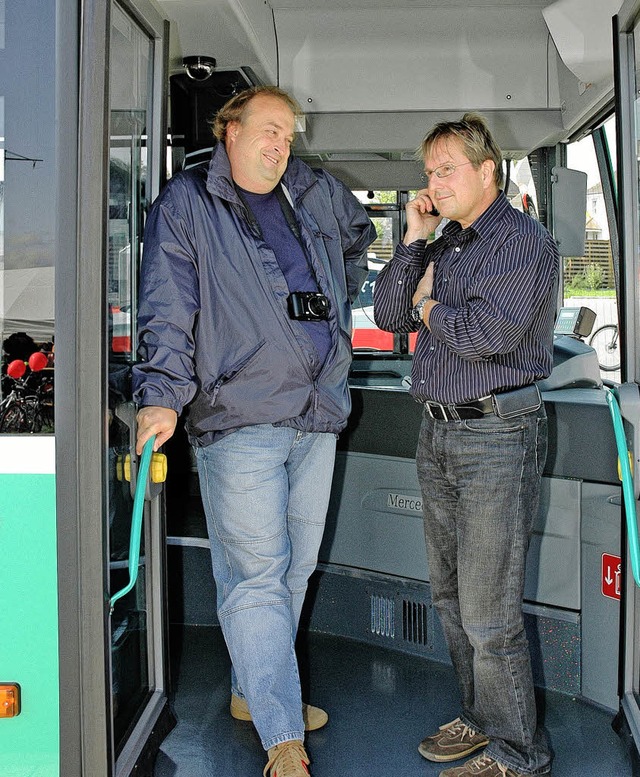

{"left": 183, "top": 56, "right": 217, "bottom": 82}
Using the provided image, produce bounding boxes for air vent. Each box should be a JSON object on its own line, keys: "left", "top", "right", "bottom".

{"left": 370, "top": 594, "right": 395, "bottom": 638}
{"left": 403, "top": 598, "right": 428, "bottom": 646}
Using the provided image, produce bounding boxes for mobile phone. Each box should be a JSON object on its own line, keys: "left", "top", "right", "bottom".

{"left": 429, "top": 206, "right": 440, "bottom": 217}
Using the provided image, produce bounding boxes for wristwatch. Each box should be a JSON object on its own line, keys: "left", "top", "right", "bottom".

{"left": 411, "top": 294, "right": 431, "bottom": 323}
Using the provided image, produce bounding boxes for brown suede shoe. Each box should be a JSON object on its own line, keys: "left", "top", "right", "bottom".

{"left": 439, "top": 753, "right": 530, "bottom": 777}
{"left": 419, "top": 717, "right": 489, "bottom": 762}
{"left": 230, "top": 694, "right": 328, "bottom": 731}
{"left": 263, "top": 740, "right": 310, "bottom": 777}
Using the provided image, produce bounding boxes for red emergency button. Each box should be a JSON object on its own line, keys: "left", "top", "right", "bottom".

{"left": 0, "top": 684, "right": 21, "bottom": 718}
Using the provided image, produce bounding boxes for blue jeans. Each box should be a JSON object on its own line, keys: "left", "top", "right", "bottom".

{"left": 416, "top": 407, "right": 552, "bottom": 775}
{"left": 194, "top": 424, "right": 337, "bottom": 750}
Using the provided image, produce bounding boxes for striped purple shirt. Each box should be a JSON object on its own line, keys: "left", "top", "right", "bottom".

{"left": 373, "top": 192, "right": 560, "bottom": 404}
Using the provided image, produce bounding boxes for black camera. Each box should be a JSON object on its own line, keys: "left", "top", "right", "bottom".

{"left": 287, "top": 291, "right": 330, "bottom": 321}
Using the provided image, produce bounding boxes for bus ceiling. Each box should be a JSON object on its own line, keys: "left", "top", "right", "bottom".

{"left": 159, "top": 0, "right": 621, "bottom": 166}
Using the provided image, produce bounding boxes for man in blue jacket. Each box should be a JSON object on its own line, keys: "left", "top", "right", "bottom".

{"left": 133, "top": 85, "right": 375, "bottom": 777}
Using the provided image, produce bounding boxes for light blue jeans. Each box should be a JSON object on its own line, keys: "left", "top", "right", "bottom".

{"left": 194, "top": 424, "right": 337, "bottom": 750}
{"left": 416, "top": 407, "right": 552, "bottom": 775}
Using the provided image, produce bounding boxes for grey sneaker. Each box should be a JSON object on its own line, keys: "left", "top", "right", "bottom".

{"left": 418, "top": 717, "right": 489, "bottom": 762}
{"left": 439, "top": 753, "right": 529, "bottom": 777}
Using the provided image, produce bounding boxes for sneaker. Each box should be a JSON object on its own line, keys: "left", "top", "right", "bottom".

{"left": 263, "top": 740, "right": 310, "bottom": 777}
{"left": 231, "top": 694, "right": 328, "bottom": 731}
{"left": 439, "top": 753, "right": 528, "bottom": 777}
{"left": 418, "top": 717, "right": 489, "bottom": 762}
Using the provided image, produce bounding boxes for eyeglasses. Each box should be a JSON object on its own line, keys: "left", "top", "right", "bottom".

{"left": 420, "top": 161, "right": 473, "bottom": 187}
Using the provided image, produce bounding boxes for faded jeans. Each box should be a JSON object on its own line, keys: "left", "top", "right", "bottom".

{"left": 194, "top": 424, "right": 336, "bottom": 751}
{"left": 416, "top": 406, "right": 552, "bottom": 775}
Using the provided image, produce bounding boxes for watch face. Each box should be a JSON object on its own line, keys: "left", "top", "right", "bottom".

{"left": 411, "top": 305, "right": 421, "bottom": 322}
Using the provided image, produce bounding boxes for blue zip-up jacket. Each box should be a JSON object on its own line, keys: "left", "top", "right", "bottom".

{"left": 132, "top": 143, "right": 376, "bottom": 446}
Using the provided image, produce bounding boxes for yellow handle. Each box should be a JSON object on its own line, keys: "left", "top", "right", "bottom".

{"left": 121, "top": 452, "right": 167, "bottom": 483}
{"left": 150, "top": 452, "right": 168, "bottom": 483}
{"left": 618, "top": 450, "right": 634, "bottom": 482}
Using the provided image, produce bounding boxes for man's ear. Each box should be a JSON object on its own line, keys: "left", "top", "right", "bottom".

{"left": 227, "top": 121, "right": 240, "bottom": 142}
{"left": 481, "top": 158, "right": 496, "bottom": 188}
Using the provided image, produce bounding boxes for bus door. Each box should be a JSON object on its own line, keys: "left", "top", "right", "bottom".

{"left": 613, "top": 0, "right": 640, "bottom": 755}
{"left": 105, "top": 1, "right": 172, "bottom": 773}
{"left": 64, "top": 0, "right": 172, "bottom": 774}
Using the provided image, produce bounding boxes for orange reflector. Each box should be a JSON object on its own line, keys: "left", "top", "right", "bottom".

{"left": 0, "top": 684, "right": 21, "bottom": 718}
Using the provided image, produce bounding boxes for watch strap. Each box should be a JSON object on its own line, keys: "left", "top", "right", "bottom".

{"left": 412, "top": 294, "right": 431, "bottom": 322}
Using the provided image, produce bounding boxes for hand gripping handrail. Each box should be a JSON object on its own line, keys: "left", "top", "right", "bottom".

{"left": 604, "top": 387, "right": 640, "bottom": 587}
{"left": 109, "top": 435, "right": 155, "bottom": 610}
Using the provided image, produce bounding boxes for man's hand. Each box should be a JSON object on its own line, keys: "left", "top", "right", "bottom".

{"left": 403, "top": 189, "right": 442, "bottom": 244}
{"left": 136, "top": 405, "right": 178, "bottom": 455}
{"left": 412, "top": 263, "right": 439, "bottom": 328}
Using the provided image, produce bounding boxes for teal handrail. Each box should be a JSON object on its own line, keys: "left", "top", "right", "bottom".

{"left": 604, "top": 387, "right": 640, "bottom": 587}
{"left": 109, "top": 435, "right": 155, "bottom": 610}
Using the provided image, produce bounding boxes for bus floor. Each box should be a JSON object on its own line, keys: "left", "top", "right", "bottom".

{"left": 154, "top": 625, "right": 636, "bottom": 777}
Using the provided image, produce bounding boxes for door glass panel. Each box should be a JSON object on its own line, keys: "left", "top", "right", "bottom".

{"left": 107, "top": 1, "right": 154, "bottom": 752}
{"left": 566, "top": 126, "right": 620, "bottom": 382}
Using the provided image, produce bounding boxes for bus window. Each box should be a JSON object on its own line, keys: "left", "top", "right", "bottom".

{"left": 351, "top": 191, "right": 402, "bottom": 352}
{"left": 0, "top": 0, "right": 55, "bottom": 433}
{"left": 566, "top": 122, "right": 619, "bottom": 381}
{"left": 509, "top": 157, "right": 540, "bottom": 219}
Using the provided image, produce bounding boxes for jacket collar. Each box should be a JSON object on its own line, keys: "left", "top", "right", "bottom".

{"left": 205, "top": 142, "right": 317, "bottom": 205}
{"left": 205, "top": 143, "right": 238, "bottom": 202}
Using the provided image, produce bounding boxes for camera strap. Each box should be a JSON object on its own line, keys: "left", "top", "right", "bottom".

{"left": 234, "top": 182, "right": 322, "bottom": 289}
{"left": 234, "top": 182, "right": 302, "bottom": 245}
{"left": 233, "top": 183, "right": 262, "bottom": 237}
{"left": 273, "top": 184, "right": 302, "bottom": 243}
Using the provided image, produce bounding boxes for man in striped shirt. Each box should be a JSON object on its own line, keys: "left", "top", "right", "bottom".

{"left": 374, "top": 113, "right": 558, "bottom": 777}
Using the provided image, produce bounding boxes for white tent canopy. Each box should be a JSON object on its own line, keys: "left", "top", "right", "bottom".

{"left": 1, "top": 266, "right": 55, "bottom": 342}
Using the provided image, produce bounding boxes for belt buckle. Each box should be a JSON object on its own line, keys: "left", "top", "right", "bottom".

{"left": 426, "top": 402, "right": 456, "bottom": 421}
{"left": 446, "top": 404, "right": 460, "bottom": 421}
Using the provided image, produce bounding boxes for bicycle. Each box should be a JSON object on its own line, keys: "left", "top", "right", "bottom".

{"left": 588, "top": 323, "right": 620, "bottom": 372}
{"left": 0, "top": 354, "right": 54, "bottom": 433}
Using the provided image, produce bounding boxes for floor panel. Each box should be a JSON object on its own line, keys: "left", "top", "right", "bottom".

{"left": 154, "top": 625, "right": 635, "bottom": 777}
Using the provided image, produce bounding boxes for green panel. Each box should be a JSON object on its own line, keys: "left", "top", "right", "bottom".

{"left": 0, "top": 472, "right": 59, "bottom": 777}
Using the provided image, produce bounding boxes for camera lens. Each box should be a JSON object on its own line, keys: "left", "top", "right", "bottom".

{"left": 308, "top": 295, "right": 329, "bottom": 317}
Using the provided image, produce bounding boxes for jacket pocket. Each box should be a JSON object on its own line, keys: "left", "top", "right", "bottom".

{"left": 208, "top": 339, "right": 266, "bottom": 405}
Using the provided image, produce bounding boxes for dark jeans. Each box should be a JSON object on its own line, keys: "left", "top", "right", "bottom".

{"left": 416, "top": 406, "right": 552, "bottom": 775}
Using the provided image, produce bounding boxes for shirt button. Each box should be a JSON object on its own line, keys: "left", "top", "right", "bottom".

{"left": 454, "top": 246, "right": 461, "bottom": 253}
{"left": 430, "top": 346, "right": 435, "bottom": 351}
